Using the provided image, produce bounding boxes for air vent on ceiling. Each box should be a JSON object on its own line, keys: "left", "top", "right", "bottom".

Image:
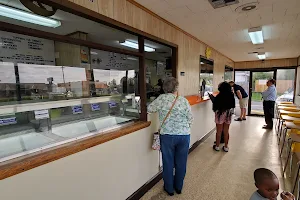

{"left": 235, "top": 2, "right": 259, "bottom": 13}
{"left": 208, "top": 0, "right": 239, "bottom": 9}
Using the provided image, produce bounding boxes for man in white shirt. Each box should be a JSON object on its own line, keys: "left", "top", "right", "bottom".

{"left": 262, "top": 79, "right": 277, "bottom": 129}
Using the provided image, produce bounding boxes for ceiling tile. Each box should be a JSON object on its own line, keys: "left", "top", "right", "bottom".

{"left": 257, "top": 0, "right": 281, "bottom": 7}
{"left": 164, "top": 0, "right": 200, "bottom": 8}
{"left": 286, "top": 6, "right": 300, "bottom": 15}
{"left": 273, "top": 14, "right": 298, "bottom": 23}
{"left": 135, "top": 0, "right": 171, "bottom": 14}
{"left": 137, "top": 0, "right": 300, "bottom": 61}
{"left": 186, "top": 0, "right": 214, "bottom": 13}
{"left": 166, "top": 6, "right": 193, "bottom": 18}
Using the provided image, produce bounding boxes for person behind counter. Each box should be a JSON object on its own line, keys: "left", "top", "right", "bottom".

{"left": 213, "top": 82, "right": 235, "bottom": 152}
{"left": 147, "top": 77, "right": 193, "bottom": 196}
{"left": 157, "top": 79, "right": 164, "bottom": 95}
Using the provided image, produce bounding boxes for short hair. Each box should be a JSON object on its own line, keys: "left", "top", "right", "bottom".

{"left": 163, "top": 77, "right": 178, "bottom": 93}
{"left": 254, "top": 168, "right": 277, "bottom": 185}
{"left": 228, "top": 81, "right": 235, "bottom": 84}
{"left": 268, "top": 79, "right": 276, "bottom": 85}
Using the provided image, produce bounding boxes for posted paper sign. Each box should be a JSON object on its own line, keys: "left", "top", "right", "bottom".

{"left": 91, "top": 103, "right": 100, "bottom": 111}
{"left": 0, "top": 117, "right": 17, "bottom": 126}
{"left": 72, "top": 105, "right": 83, "bottom": 114}
{"left": 0, "top": 30, "right": 55, "bottom": 65}
{"left": 108, "top": 101, "right": 117, "bottom": 108}
{"left": 34, "top": 109, "right": 50, "bottom": 120}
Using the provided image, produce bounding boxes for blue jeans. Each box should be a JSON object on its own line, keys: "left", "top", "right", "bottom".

{"left": 160, "top": 134, "right": 190, "bottom": 193}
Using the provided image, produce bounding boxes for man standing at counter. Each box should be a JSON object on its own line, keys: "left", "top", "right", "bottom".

{"left": 262, "top": 79, "right": 277, "bottom": 129}
{"left": 229, "top": 81, "right": 249, "bottom": 121}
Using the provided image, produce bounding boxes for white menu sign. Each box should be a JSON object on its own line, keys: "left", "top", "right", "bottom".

{"left": 0, "top": 31, "right": 55, "bottom": 65}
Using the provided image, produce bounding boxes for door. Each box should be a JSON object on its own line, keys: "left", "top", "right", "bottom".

{"left": 249, "top": 71, "right": 275, "bottom": 115}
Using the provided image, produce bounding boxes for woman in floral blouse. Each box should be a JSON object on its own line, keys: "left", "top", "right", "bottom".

{"left": 148, "top": 77, "right": 193, "bottom": 196}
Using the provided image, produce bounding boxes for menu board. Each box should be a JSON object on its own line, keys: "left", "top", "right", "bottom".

{"left": 0, "top": 31, "right": 55, "bottom": 65}
{"left": 90, "top": 49, "right": 138, "bottom": 70}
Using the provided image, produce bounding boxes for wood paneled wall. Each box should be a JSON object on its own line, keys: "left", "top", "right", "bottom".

{"left": 235, "top": 58, "right": 298, "bottom": 69}
{"left": 67, "top": 0, "right": 234, "bottom": 95}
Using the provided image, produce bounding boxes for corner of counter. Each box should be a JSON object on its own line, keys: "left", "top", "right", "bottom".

{"left": 185, "top": 93, "right": 218, "bottom": 106}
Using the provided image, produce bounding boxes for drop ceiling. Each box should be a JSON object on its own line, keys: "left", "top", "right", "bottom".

{"left": 134, "top": 0, "right": 300, "bottom": 61}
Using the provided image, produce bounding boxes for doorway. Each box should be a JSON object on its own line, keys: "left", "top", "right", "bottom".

{"left": 234, "top": 68, "right": 296, "bottom": 116}
{"left": 250, "top": 71, "right": 275, "bottom": 115}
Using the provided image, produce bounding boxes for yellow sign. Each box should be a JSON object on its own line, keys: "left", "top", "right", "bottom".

{"left": 205, "top": 47, "right": 212, "bottom": 59}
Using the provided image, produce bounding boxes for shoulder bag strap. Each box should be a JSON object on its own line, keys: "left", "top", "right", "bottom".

{"left": 160, "top": 95, "right": 179, "bottom": 128}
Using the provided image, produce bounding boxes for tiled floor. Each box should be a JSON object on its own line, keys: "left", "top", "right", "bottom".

{"left": 141, "top": 117, "right": 286, "bottom": 200}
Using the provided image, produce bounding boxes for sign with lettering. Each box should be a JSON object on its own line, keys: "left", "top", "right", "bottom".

{"left": 91, "top": 103, "right": 100, "bottom": 111}
{"left": 0, "top": 30, "right": 55, "bottom": 65}
{"left": 34, "top": 109, "right": 50, "bottom": 120}
{"left": 72, "top": 105, "right": 83, "bottom": 114}
{"left": 108, "top": 101, "right": 117, "bottom": 108}
{"left": 0, "top": 117, "right": 17, "bottom": 126}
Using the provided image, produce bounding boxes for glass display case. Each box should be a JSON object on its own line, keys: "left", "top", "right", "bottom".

{"left": 0, "top": 50, "right": 140, "bottom": 162}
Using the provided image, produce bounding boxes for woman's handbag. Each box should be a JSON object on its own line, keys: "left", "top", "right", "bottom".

{"left": 152, "top": 95, "right": 179, "bottom": 150}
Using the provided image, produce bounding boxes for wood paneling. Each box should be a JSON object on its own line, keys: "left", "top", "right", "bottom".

{"left": 72, "top": 0, "right": 99, "bottom": 13}
{"left": 98, "top": 0, "right": 114, "bottom": 18}
{"left": 235, "top": 58, "right": 298, "bottom": 69}
{"left": 55, "top": 41, "right": 81, "bottom": 66}
{"left": 0, "top": 121, "right": 151, "bottom": 180}
{"left": 68, "top": 0, "right": 234, "bottom": 95}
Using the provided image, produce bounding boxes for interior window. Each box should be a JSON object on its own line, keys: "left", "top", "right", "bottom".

{"left": 199, "top": 57, "right": 214, "bottom": 97}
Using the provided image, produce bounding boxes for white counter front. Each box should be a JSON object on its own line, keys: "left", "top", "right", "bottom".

{"left": 0, "top": 101, "right": 215, "bottom": 200}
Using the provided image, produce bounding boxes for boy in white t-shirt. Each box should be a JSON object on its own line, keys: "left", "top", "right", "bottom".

{"left": 250, "top": 168, "right": 295, "bottom": 200}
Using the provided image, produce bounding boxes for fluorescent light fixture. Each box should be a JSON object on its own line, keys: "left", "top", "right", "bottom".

{"left": 200, "top": 62, "right": 204, "bottom": 65}
{"left": 257, "top": 53, "right": 266, "bottom": 60}
{"left": 0, "top": 4, "right": 61, "bottom": 28}
{"left": 127, "top": 57, "right": 138, "bottom": 61}
{"left": 248, "top": 27, "right": 264, "bottom": 44}
{"left": 119, "top": 40, "right": 155, "bottom": 52}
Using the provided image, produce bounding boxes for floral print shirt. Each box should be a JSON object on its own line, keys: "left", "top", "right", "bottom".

{"left": 148, "top": 93, "right": 193, "bottom": 135}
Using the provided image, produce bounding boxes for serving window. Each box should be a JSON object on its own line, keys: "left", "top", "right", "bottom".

{"left": 0, "top": 1, "right": 176, "bottom": 163}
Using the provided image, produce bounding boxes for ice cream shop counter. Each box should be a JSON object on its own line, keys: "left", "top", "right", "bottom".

{"left": 0, "top": 93, "right": 151, "bottom": 178}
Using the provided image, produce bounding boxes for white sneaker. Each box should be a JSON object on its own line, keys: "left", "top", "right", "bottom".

{"left": 222, "top": 146, "right": 229, "bottom": 152}
{"left": 213, "top": 145, "right": 220, "bottom": 151}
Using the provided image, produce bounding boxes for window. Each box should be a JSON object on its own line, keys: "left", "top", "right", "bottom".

{"left": 199, "top": 57, "right": 214, "bottom": 97}
{"left": 0, "top": 37, "right": 140, "bottom": 161}
{"left": 0, "top": 0, "right": 176, "bottom": 163}
{"left": 276, "top": 69, "right": 296, "bottom": 103}
{"left": 144, "top": 39, "right": 173, "bottom": 102}
{"left": 0, "top": 3, "right": 141, "bottom": 161}
{"left": 224, "top": 66, "right": 233, "bottom": 82}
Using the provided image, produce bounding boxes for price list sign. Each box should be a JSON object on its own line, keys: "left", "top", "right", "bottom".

{"left": 0, "top": 30, "right": 55, "bottom": 65}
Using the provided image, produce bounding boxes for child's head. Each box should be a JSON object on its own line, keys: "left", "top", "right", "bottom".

{"left": 254, "top": 168, "right": 279, "bottom": 200}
